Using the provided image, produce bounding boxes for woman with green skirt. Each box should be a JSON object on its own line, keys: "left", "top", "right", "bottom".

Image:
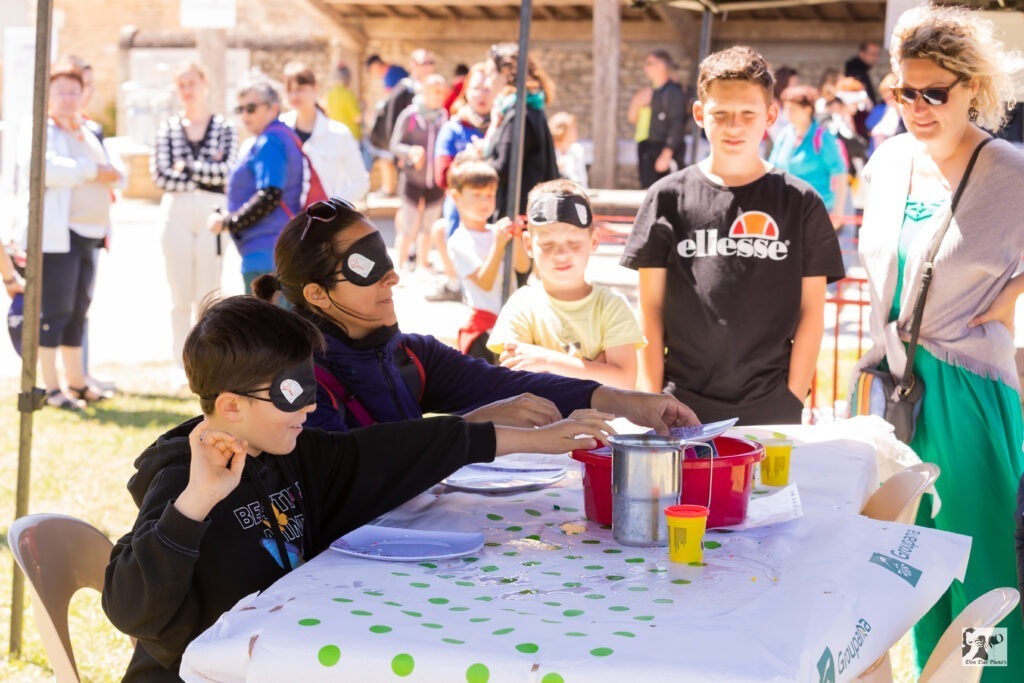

{"left": 857, "top": 5, "right": 1024, "bottom": 680}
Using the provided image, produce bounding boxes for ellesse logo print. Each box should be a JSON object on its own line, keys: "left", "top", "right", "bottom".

{"left": 677, "top": 211, "right": 790, "bottom": 261}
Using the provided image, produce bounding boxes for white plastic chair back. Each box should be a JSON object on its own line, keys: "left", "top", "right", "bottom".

{"left": 862, "top": 462, "right": 940, "bottom": 525}
{"left": 7, "top": 513, "right": 122, "bottom": 682}
{"left": 920, "top": 587, "right": 1020, "bottom": 683}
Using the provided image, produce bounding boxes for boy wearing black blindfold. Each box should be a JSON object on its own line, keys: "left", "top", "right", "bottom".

{"left": 103, "top": 295, "right": 613, "bottom": 682}
{"left": 488, "top": 180, "right": 644, "bottom": 390}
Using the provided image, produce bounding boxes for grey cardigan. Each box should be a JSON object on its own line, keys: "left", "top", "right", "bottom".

{"left": 856, "top": 134, "right": 1024, "bottom": 391}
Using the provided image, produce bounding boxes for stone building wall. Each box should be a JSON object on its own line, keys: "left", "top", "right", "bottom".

{"left": 4, "top": 0, "right": 886, "bottom": 189}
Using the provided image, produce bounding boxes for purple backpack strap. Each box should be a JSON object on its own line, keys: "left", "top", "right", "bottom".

{"left": 314, "top": 364, "right": 376, "bottom": 428}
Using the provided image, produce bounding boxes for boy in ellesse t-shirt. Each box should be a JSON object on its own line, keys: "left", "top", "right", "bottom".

{"left": 621, "top": 47, "right": 845, "bottom": 425}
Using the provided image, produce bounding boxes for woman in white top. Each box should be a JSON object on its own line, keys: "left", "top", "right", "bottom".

{"left": 280, "top": 62, "right": 369, "bottom": 204}
{"left": 151, "top": 62, "right": 238, "bottom": 378}
{"left": 16, "top": 66, "right": 123, "bottom": 409}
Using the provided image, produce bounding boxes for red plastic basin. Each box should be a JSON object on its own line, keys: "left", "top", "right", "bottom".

{"left": 570, "top": 436, "right": 765, "bottom": 529}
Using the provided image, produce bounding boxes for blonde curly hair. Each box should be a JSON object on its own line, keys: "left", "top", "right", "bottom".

{"left": 889, "top": 4, "right": 1024, "bottom": 131}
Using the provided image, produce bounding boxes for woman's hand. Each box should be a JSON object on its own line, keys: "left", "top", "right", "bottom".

{"left": 3, "top": 271, "right": 24, "bottom": 298}
{"left": 173, "top": 421, "right": 249, "bottom": 522}
{"left": 207, "top": 212, "right": 226, "bottom": 235}
{"left": 408, "top": 146, "right": 426, "bottom": 170}
{"left": 654, "top": 148, "right": 674, "bottom": 173}
{"left": 591, "top": 386, "right": 700, "bottom": 435}
{"left": 969, "top": 275, "right": 1024, "bottom": 334}
{"left": 95, "top": 164, "right": 122, "bottom": 185}
{"left": 462, "top": 392, "right": 562, "bottom": 428}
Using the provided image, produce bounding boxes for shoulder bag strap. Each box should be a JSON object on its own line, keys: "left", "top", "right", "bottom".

{"left": 898, "top": 136, "right": 993, "bottom": 396}
{"left": 313, "top": 363, "right": 377, "bottom": 427}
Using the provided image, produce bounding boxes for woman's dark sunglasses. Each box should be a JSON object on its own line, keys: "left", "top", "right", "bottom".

{"left": 234, "top": 102, "right": 268, "bottom": 115}
{"left": 299, "top": 197, "right": 357, "bottom": 241}
{"left": 891, "top": 77, "right": 965, "bottom": 107}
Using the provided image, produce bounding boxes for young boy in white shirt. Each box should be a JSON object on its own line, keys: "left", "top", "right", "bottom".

{"left": 446, "top": 156, "right": 528, "bottom": 362}
{"left": 488, "top": 179, "right": 645, "bottom": 390}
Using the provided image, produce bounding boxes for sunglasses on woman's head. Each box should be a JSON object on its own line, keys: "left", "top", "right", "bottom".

{"left": 234, "top": 102, "right": 267, "bottom": 115}
{"left": 891, "top": 76, "right": 965, "bottom": 107}
{"left": 299, "top": 197, "right": 357, "bottom": 241}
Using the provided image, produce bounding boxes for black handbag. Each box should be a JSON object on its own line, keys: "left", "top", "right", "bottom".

{"left": 852, "top": 137, "right": 992, "bottom": 442}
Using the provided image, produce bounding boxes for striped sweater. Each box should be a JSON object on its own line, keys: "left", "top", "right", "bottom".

{"left": 151, "top": 114, "right": 238, "bottom": 193}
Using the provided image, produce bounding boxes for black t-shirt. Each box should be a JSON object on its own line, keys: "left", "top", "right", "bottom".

{"left": 621, "top": 166, "right": 845, "bottom": 419}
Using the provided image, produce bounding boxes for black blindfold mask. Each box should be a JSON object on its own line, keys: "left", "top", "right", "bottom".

{"left": 527, "top": 193, "right": 593, "bottom": 229}
{"left": 210, "top": 359, "right": 318, "bottom": 413}
{"left": 333, "top": 232, "right": 394, "bottom": 287}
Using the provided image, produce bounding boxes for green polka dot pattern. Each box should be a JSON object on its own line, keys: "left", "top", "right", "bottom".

{"left": 219, "top": 457, "right": 770, "bottom": 680}
{"left": 466, "top": 663, "right": 490, "bottom": 682}
{"left": 317, "top": 644, "right": 340, "bottom": 667}
{"left": 391, "top": 653, "right": 415, "bottom": 676}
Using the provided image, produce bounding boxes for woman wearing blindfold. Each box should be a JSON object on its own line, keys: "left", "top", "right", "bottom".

{"left": 252, "top": 197, "right": 699, "bottom": 435}
{"left": 856, "top": 6, "right": 1024, "bottom": 678}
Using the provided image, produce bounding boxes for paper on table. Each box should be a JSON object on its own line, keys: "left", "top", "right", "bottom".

{"left": 719, "top": 484, "right": 803, "bottom": 531}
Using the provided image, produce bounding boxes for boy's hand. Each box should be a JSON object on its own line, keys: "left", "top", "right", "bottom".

{"left": 492, "top": 217, "right": 518, "bottom": 246}
{"left": 499, "top": 341, "right": 554, "bottom": 373}
{"left": 174, "top": 421, "right": 250, "bottom": 522}
{"left": 496, "top": 410, "right": 615, "bottom": 455}
{"left": 536, "top": 409, "right": 615, "bottom": 452}
{"left": 462, "top": 392, "right": 562, "bottom": 427}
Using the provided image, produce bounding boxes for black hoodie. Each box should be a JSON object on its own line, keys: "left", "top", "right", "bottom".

{"left": 103, "top": 415, "right": 496, "bottom": 682}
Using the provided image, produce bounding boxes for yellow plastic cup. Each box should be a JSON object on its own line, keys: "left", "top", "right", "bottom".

{"left": 761, "top": 438, "right": 793, "bottom": 486}
{"left": 664, "top": 504, "right": 710, "bottom": 564}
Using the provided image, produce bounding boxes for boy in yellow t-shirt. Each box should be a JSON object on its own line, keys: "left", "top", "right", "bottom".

{"left": 488, "top": 179, "right": 645, "bottom": 390}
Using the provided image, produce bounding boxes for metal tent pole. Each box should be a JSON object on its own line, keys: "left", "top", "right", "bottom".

{"left": 500, "top": 0, "right": 532, "bottom": 304}
{"left": 9, "top": 0, "right": 53, "bottom": 657}
{"left": 689, "top": 7, "right": 714, "bottom": 167}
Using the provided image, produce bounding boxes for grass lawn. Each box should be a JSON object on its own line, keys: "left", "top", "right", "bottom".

{"left": 0, "top": 359, "right": 916, "bottom": 682}
{"left": 0, "top": 363, "right": 198, "bottom": 682}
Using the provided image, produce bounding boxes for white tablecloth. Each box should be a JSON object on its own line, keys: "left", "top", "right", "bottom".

{"left": 181, "top": 426, "right": 970, "bottom": 683}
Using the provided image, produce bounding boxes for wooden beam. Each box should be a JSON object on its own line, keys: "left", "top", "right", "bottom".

{"left": 665, "top": 0, "right": 885, "bottom": 13}
{"left": 301, "top": 0, "right": 369, "bottom": 51}
{"left": 325, "top": 0, "right": 593, "bottom": 6}
{"left": 711, "top": 17, "right": 883, "bottom": 41}
{"left": 592, "top": 0, "right": 621, "bottom": 188}
{"left": 361, "top": 16, "right": 679, "bottom": 42}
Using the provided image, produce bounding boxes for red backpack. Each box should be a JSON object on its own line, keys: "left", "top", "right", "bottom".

{"left": 270, "top": 127, "right": 329, "bottom": 218}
